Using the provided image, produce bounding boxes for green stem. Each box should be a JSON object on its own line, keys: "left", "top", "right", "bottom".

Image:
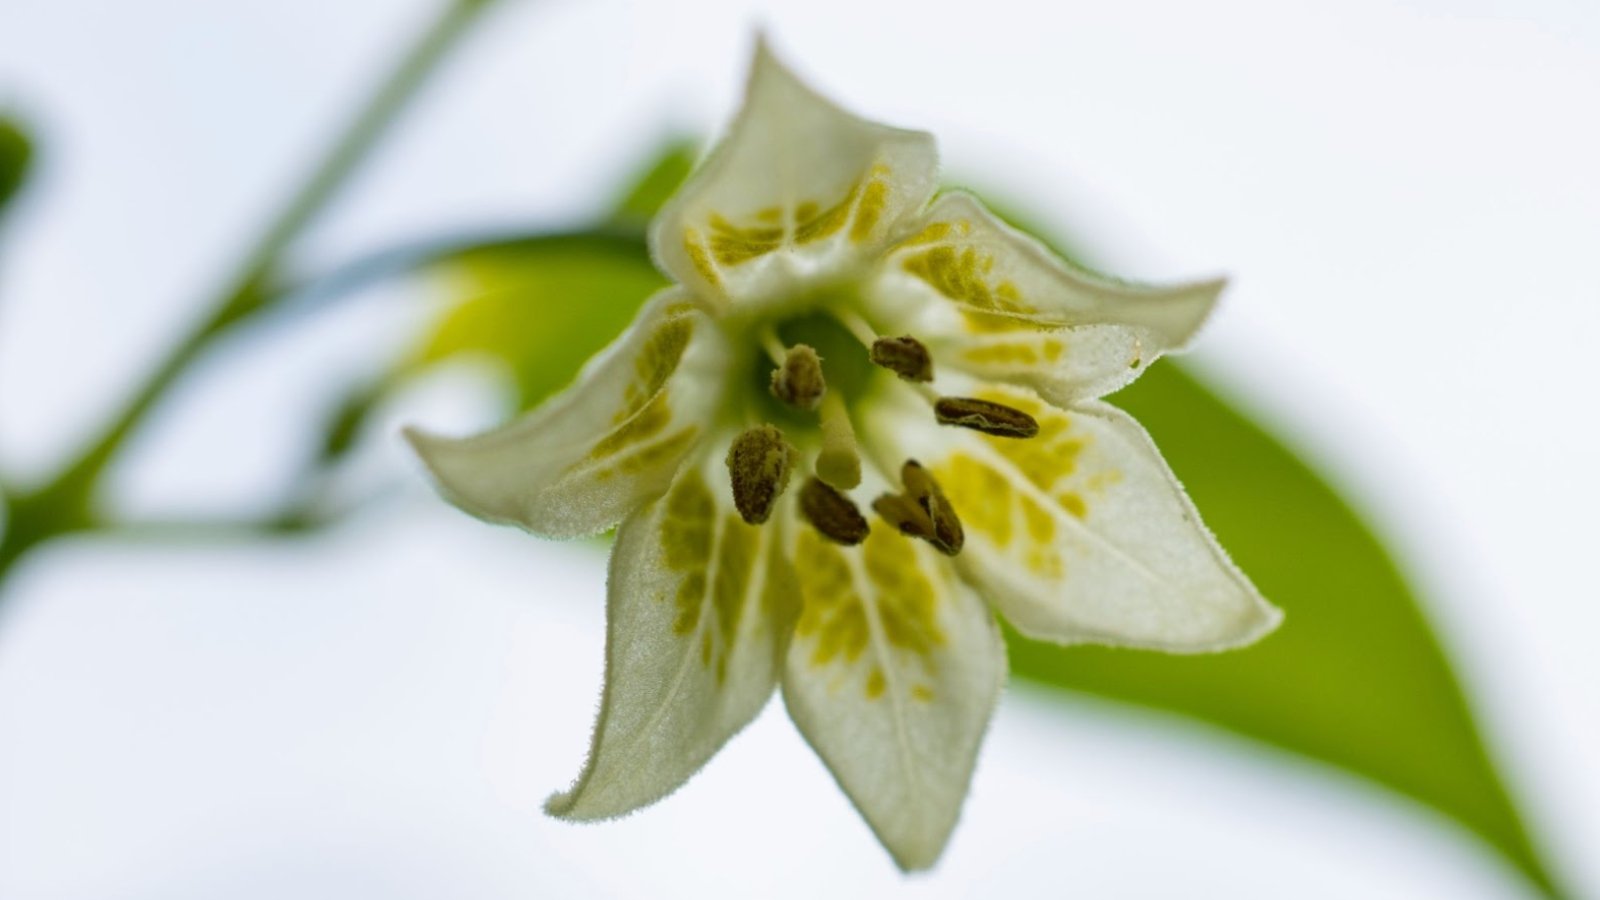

{"left": 0, "top": 0, "right": 498, "bottom": 583}
{"left": 285, "top": 225, "right": 649, "bottom": 310}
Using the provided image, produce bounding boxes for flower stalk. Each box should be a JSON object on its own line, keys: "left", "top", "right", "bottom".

{"left": 0, "top": 0, "right": 500, "bottom": 592}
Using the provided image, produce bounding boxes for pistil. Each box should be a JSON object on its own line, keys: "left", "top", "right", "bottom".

{"left": 816, "top": 391, "right": 862, "bottom": 489}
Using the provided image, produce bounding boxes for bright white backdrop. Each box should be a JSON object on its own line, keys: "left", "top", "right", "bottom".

{"left": 0, "top": 0, "right": 1596, "bottom": 897}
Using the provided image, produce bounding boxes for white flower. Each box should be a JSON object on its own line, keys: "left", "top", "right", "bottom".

{"left": 406, "top": 40, "right": 1280, "bottom": 871}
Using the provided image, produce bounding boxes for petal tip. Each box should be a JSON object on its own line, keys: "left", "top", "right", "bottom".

{"left": 884, "top": 834, "right": 951, "bottom": 874}
{"left": 400, "top": 423, "right": 452, "bottom": 484}
{"left": 399, "top": 422, "right": 440, "bottom": 456}
{"left": 542, "top": 787, "right": 597, "bottom": 822}
{"left": 1195, "top": 590, "right": 1284, "bottom": 653}
{"left": 748, "top": 31, "right": 798, "bottom": 91}
{"left": 1159, "top": 275, "right": 1229, "bottom": 350}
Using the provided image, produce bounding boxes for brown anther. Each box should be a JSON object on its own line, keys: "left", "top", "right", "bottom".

{"left": 933, "top": 396, "right": 1039, "bottom": 438}
{"left": 770, "top": 344, "right": 826, "bottom": 411}
{"left": 901, "top": 460, "right": 963, "bottom": 555}
{"left": 799, "top": 477, "right": 870, "bottom": 545}
{"left": 725, "top": 425, "right": 796, "bottom": 524}
{"left": 872, "top": 493, "right": 933, "bottom": 539}
{"left": 869, "top": 335, "right": 934, "bottom": 382}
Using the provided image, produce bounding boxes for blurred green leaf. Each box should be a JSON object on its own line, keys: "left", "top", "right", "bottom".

{"left": 1011, "top": 363, "right": 1555, "bottom": 893}
{"left": 408, "top": 142, "right": 691, "bottom": 409}
{"left": 609, "top": 138, "right": 698, "bottom": 227}
{"left": 0, "top": 115, "right": 33, "bottom": 218}
{"left": 413, "top": 236, "right": 667, "bottom": 410}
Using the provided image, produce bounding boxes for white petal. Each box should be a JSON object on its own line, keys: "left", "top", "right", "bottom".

{"left": 651, "top": 39, "right": 939, "bottom": 306}
{"left": 548, "top": 441, "right": 801, "bottom": 819}
{"left": 782, "top": 522, "right": 1004, "bottom": 871}
{"left": 405, "top": 290, "right": 725, "bottom": 538}
{"left": 865, "top": 385, "right": 1280, "bottom": 652}
{"left": 866, "top": 191, "right": 1224, "bottom": 404}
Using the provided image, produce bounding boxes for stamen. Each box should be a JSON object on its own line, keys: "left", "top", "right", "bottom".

{"left": 816, "top": 391, "right": 862, "bottom": 489}
{"left": 799, "top": 477, "right": 870, "bottom": 545}
{"left": 933, "top": 396, "right": 1040, "bottom": 438}
{"left": 869, "top": 335, "right": 933, "bottom": 382}
{"left": 901, "top": 460, "right": 963, "bottom": 555}
{"left": 872, "top": 493, "right": 932, "bottom": 539}
{"left": 769, "top": 343, "right": 826, "bottom": 411}
{"left": 834, "top": 308, "right": 881, "bottom": 350}
{"left": 873, "top": 461, "right": 963, "bottom": 556}
{"left": 725, "top": 425, "right": 797, "bottom": 524}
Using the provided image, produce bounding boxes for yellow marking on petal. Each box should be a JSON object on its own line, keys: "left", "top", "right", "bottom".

{"left": 934, "top": 388, "right": 1128, "bottom": 575}
{"left": 616, "top": 316, "right": 694, "bottom": 423}
{"left": 793, "top": 527, "right": 946, "bottom": 667}
{"left": 792, "top": 184, "right": 857, "bottom": 245}
{"left": 592, "top": 393, "right": 672, "bottom": 459}
{"left": 938, "top": 453, "right": 1014, "bottom": 546}
{"left": 683, "top": 229, "right": 721, "bottom": 289}
{"left": 960, "top": 337, "right": 1068, "bottom": 368}
{"left": 865, "top": 667, "right": 887, "bottom": 699}
{"left": 708, "top": 213, "right": 785, "bottom": 266}
{"left": 710, "top": 514, "right": 760, "bottom": 682}
{"left": 756, "top": 206, "right": 783, "bottom": 224}
{"left": 862, "top": 528, "right": 945, "bottom": 659}
{"left": 962, "top": 342, "right": 1040, "bottom": 366}
{"left": 937, "top": 451, "right": 1064, "bottom": 577}
{"left": 585, "top": 315, "right": 697, "bottom": 468}
{"left": 660, "top": 470, "right": 762, "bottom": 680}
{"left": 592, "top": 427, "right": 699, "bottom": 481}
{"left": 849, "top": 175, "right": 889, "bottom": 243}
{"left": 901, "top": 243, "right": 1030, "bottom": 315}
{"left": 912, "top": 684, "right": 935, "bottom": 703}
{"left": 663, "top": 470, "right": 716, "bottom": 636}
{"left": 761, "top": 536, "right": 801, "bottom": 639}
{"left": 898, "top": 221, "right": 953, "bottom": 247}
{"left": 960, "top": 309, "right": 1061, "bottom": 334}
{"left": 794, "top": 529, "right": 868, "bottom": 668}
{"left": 1057, "top": 491, "right": 1088, "bottom": 520}
{"left": 1022, "top": 500, "right": 1054, "bottom": 543}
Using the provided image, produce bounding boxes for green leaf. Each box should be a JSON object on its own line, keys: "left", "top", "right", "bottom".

{"left": 0, "top": 115, "right": 33, "bottom": 218}
{"left": 1010, "top": 364, "right": 1556, "bottom": 893}
{"left": 608, "top": 138, "right": 698, "bottom": 226}
{"left": 407, "top": 140, "right": 695, "bottom": 410}
{"left": 412, "top": 235, "right": 668, "bottom": 411}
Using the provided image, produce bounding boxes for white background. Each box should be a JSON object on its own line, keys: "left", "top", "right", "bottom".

{"left": 1, "top": 0, "right": 1596, "bottom": 897}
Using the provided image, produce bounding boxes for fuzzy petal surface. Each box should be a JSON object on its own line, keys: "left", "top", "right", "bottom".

{"left": 868, "top": 191, "right": 1224, "bottom": 405}
{"left": 652, "top": 40, "right": 939, "bottom": 306}
{"left": 867, "top": 384, "right": 1280, "bottom": 651}
{"left": 406, "top": 290, "right": 725, "bottom": 538}
{"left": 782, "top": 523, "right": 1005, "bottom": 870}
{"left": 549, "top": 441, "right": 801, "bottom": 818}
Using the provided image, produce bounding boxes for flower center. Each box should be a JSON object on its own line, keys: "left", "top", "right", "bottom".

{"left": 721, "top": 303, "right": 1040, "bottom": 555}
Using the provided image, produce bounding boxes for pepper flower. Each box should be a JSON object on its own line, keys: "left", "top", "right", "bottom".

{"left": 406, "top": 40, "right": 1281, "bottom": 870}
